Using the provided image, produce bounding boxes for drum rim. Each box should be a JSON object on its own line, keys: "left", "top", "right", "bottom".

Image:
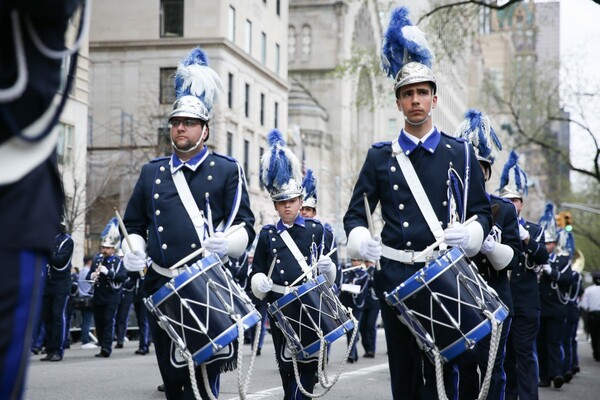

{"left": 296, "top": 318, "right": 355, "bottom": 360}
{"left": 386, "top": 246, "right": 467, "bottom": 303}
{"left": 191, "top": 309, "right": 262, "bottom": 365}
{"left": 268, "top": 274, "right": 328, "bottom": 314}
{"left": 150, "top": 254, "right": 222, "bottom": 307}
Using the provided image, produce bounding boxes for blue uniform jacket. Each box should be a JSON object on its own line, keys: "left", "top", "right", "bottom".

{"left": 510, "top": 219, "right": 547, "bottom": 312}
{"left": 343, "top": 129, "right": 492, "bottom": 297}
{"left": 87, "top": 253, "right": 127, "bottom": 305}
{"left": 471, "top": 195, "right": 521, "bottom": 314}
{"left": 123, "top": 150, "right": 256, "bottom": 294}
{"left": 251, "top": 216, "right": 337, "bottom": 305}
{"left": 45, "top": 233, "right": 74, "bottom": 295}
{"left": 539, "top": 253, "right": 575, "bottom": 318}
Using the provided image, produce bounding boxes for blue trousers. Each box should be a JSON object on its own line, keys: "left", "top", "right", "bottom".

{"left": 505, "top": 311, "right": 540, "bottom": 400}
{"left": 92, "top": 303, "right": 118, "bottom": 355}
{"left": 537, "top": 315, "right": 565, "bottom": 381}
{"left": 0, "top": 251, "right": 46, "bottom": 400}
{"left": 359, "top": 303, "right": 379, "bottom": 355}
{"left": 115, "top": 290, "right": 134, "bottom": 344}
{"left": 41, "top": 292, "right": 69, "bottom": 357}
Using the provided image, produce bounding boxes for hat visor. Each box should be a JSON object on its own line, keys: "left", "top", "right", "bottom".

{"left": 271, "top": 192, "right": 303, "bottom": 202}
{"left": 169, "top": 110, "right": 208, "bottom": 121}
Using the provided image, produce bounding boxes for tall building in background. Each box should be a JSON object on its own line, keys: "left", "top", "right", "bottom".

{"left": 87, "top": 0, "right": 288, "bottom": 248}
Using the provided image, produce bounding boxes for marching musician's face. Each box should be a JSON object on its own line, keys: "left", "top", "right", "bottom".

{"left": 275, "top": 197, "right": 302, "bottom": 225}
{"left": 101, "top": 246, "right": 115, "bottom": 257}
{"left": 546, "top": 241, "right": 556, "bottom": 254}
{"left": 169, "top": 118, "right": 208, "bottom": 152}
{"left": 351, "top": 259, "right": 363, "bottom": 267}
{"left": 510, "top": 198, "right": 523, "bottom": 215}
{"left": 300, "top": 206, "right": 316, "bottom": 218}
{"left": 396, "top": 83, "right": 437, "bottom": 121}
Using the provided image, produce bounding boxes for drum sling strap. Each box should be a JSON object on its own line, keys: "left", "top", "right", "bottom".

{"left": 279, "top": 230, "right": 311, "bottom": 274}
{"left": 172, "top": 168, "right": 206, "bottom": 247}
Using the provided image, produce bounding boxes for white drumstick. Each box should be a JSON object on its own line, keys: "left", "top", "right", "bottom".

{"left": 363, "top": 193, "right": 381, "bottom": 271}
{"left": 266, "top": 256, "right": 278, "bottom": 281}
{"left": 115, "top": 207, "right": 144, "bottom": 277}
{"left": 169, "top": 223, "right": 246, "bottom": 270}
{"left": 288, "top": 247, "right": 337, "bottom": 288}
{"left": 412, "top": 215, "right": 478, "bottom": 263}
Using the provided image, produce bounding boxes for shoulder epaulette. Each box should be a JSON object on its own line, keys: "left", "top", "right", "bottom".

{"left": 490, "top": 194, "right": 512, "bottom": 204}
{"left": 212, "top": 152, "right": 238, "bottom": 163}
{"left": 304, "top": 218, "right": 324, "bottom": 227}
{"left": 149, "top": 156, "right": 169, "bottom": 163}
{"left": 261, "top": 224, "right": 276, "bottom": 231}
{"left": 372, "top": 141, "right": 392, "bottom": 148}
{"left": 440, "top": 131, "right": 466, "bottom": 143}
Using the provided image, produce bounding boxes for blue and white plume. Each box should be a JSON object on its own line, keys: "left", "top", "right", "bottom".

{"left": 499, "top": 150, "right": 528, "bottom": 198}
{"left": 260, "top": 129, "right": 303, "bottom": 201}
{"left": 301, "top": 169, "right": 318, "bottom": 209}
{"left": 101, "top": 217, "right": 121, "bottom": 248}
{"left": 381, "top": 6, "right": 435, "bottom": 80}
{"left": 455, "top": 109, "right": 502, "bottom": 165}
{"left": 538, "top": 203, "right": 558, "bottom": 243}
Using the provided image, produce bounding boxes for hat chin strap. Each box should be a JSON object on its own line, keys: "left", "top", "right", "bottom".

{"left": 404, "top": 104, "right": 433, "bottom": 126}
{"left": 171, "top": 126, "right": 206, "bottom": 154}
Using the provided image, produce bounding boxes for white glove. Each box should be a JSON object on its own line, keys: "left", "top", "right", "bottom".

{"left": 541, "top": 264, "right": 552, "bottom": 275}
{"left": 359, "top": 236, "right": 382, "bottom": 261}
{"left": 444, "top": 224, "right": 471, "bottom": 248}
{"left": 91, "top": 271, "right": 99, "bottom": 280}
{"left": 317, "top": 255, "right": 334, "bottom": 275}
{"left": 480, "top": 235, "right": 496, "bottom": 255}
{"left": 124, "top": 250, "right": 147, "bottom": 272}
{"left": 256, "top": 273, "right": 273, "bottom": 293}
{"left": 98, "top": 265, "right": 109, "bottom": 275}
{"left": 204, "top": 232, "right": 229, "bottom": 257}
{"left": 519, "top": 224, "right": 530, "bottom": 241}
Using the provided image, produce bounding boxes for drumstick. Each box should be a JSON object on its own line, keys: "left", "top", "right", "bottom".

{"left": 342, "top": 265, "right": 366, "bottom": 273}
{"left": 115, "top": 208, "right": 144, "bottom": 277}
{"left": 363, "top": 193, "right": 381, "bottom": 271}
{"left": 288, "top": 247, "right": 337, "bottom": 288}
{"left": 169, "top": 222, "right": 246, "bottom": 270}
{"left": 412, "top": 214, "right": 478, "bottom": 263}
{"left": 205, "top": 193, "right": 214, "bottom": 237}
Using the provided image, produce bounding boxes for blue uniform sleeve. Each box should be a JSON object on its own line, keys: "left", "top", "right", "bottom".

{"left": 223, "top": 160, "right": 256, "bottom": 246}
{"left": 526, "top": 224, "right": 548, "bottom": 265}
{"left": 123, "top": 164, "right": 152, "bottom": 239}
{"left": 498, "top": 200, "right": 522, "bottom": 270}
{"left": 343, "top": 148, "right": 379, "bottom": 235}
{"left": 49, "top": 235, "right": 74, "bottom": 270}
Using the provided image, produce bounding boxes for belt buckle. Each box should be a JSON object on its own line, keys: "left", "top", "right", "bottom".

{"left": 404, "top": 249, "right": 415, "bottom": 264}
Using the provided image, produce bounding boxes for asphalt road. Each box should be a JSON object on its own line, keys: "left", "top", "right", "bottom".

{"left": 25, "top": 327, "right": 599, "bottom": 399}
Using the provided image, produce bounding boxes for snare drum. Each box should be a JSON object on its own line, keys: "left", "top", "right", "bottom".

{"left": 145, "top": 254, "right": 261, "bottom": 365}
{"left": 268, "top": 274, "right": 355, "bottom": 360}
{"left": 385, "top": 246, "right": 508, "bottom": 362}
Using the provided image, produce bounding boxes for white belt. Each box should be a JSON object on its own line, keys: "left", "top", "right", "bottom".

{"left": 381, "top": 244, "right": 439, "bottom": 264}
{"left": 271, "top": 283, "right": 301, "bottom": 295}
{"left": 152, "top": 262, "right": 184, "bottom": 278}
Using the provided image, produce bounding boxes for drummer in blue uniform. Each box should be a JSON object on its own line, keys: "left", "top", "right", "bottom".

{"left": 87, "top": 218, "right": 127, "bottom": 358}
{"left": 250, "top": 129, "right": 337, "bottom": 399}
{"left": 499, "top": 150, "right": 548, "bottom": 400}
{"left": 121, "top": 47, "right": 255, "bottom": 399}
{"left": 343, "top": 7, "right": 492, "bottom": 399}
{"left": 537, "top": 203, "right": 575, "bottom": 389}
{"left": 455, "top": 110, "right": 522, "bottom": 400}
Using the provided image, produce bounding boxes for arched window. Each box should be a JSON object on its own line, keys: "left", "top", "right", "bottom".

{"left": 301, "top": 25, "right": 311, "bottom": 60}
{"left": 288, "top": 26, "right": 296, "bottom": 62}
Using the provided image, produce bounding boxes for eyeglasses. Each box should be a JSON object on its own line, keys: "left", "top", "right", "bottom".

{"left": 168, "top": 118, "right": 202, "bottom": 128}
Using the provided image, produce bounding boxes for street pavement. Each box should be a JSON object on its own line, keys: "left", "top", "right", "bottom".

{"left": 25, "top": 327, "right": 599, "bottom": 399}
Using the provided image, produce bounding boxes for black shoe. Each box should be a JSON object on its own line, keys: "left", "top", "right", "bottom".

{"left": 553, "top": 376, "right": 565, "bottom": 389}
{"left": 256, "top": 348, "right": 261, "bottom": 356}
{"left": 538, "top": 380, "right": 550, "bottom": 387}
{"left": 157, "top": 384, "right": 165, "bottom": 392}
{"left": 48, "top": 354, "right": 62, "bottom": 362}
{"left": 135, "top": 349, "right": 148, "bottom": 355}
{"left": 243, "top": 337, "right": 252, "bottom": 345}
{"left": 573, "top": 365, "right": 580, "bottom": 374}
{"left": 115, "top": 343, "right": 124, "bottom": 349}
{"left": 347, "top": 357, "right": 356, "bottom": 364}
{"left": 40, "top": 354, "right": 52, "bottom": 361}
{"left": 564, "top": 371, "right": 573, "bottom": 383}
{"left": 31, "top": 348, "right": 41, "bottom": 355}
{"left": 363, "top": 352, "right": 375, "bottom": 358}
{"left": 95, "top": 350, "right": 110, "bottom": 358}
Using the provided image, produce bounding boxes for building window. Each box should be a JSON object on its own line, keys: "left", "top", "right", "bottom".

{"left": 260, "top": 93, "right": 265, "bottom": 126}
{"left": 301, "top": 25, "right": 311, "bottom": 60}
{"left": 276, "top": 0, "right": 281, "bottom": 16}
{"left": 228, "top": 6, "right": 236, "bottom": 42}
{"left": 244, "top": 139, "right": 250, "bottom": 185}
{"left": 275, "top": 43, "right": 280, "bottom": 75}
{"left": 245, "top": 84, "right": 250, "bottom": 118}
{"left": 56, "top": 123, "right": 74, "bottom": 165}
{"left": 260, "top": 32, "right": 267, "bottom": 64}
{"left": 227, "top": 132, "right": 233, "bottom": 156}
{"left": 274, "top": 101, "right": 279, "bottom": 129}
{"left": 245, "top": 19, "right": 252, "bottom": 54}
{"left": 159, "top": 68, "right": 176, "bottom": 104}
{"left": 288, "top": 26, "right": 296, "bottom": 62}
{"left": 228, "top": 73, "right": 234, "bottom": 109}
{"left": 160, "top": 0, "right": 183, "bottom": 37}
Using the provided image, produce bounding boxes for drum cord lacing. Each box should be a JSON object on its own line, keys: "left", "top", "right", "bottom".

{"left": 433, "top": 311, "right": 501, "bottom": 400}
{"left": 289, "top": 314, "right": 359, "bottom": 398}
{"left": 236, "top": 317, "right": 262, "bottom": 399}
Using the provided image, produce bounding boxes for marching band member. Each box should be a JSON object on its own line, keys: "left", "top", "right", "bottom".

{"left": 39, "top": 221, "right": 74, "bottom": 362}
{"left": 343, "top": 7, "right": 491, "bottom": 398}
{"left": 338, "top": 258, "right": 369, "bottom": 363}
{"left": 251, "top": 129, "right": 337, "bottom": 400}
{"left": 537, "top": 203, "right": 575, "bottom": 389}
{"left": 121, "top": 47, "right": 255, "bottom": 399}
{"left": 0, "top": 1, "right": 86, "bottom": 397}
{"left": 499, "top": 150, "right": 548, "bottom": 400}
{"left": 455, "top": 110, "right": 522, "bottom": 400}
{"left": 87, "top": 218, "right": 127, "bottom": 358}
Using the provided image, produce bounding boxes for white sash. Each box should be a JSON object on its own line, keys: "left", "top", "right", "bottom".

{"left": 172, "top": 169, "right": 205, "bottom": 245}
{"left": 279, "top": 229, "right": 311, "bottom": 274}
{"left": 391, "top": 140, "right": 445, "bottom": 245}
